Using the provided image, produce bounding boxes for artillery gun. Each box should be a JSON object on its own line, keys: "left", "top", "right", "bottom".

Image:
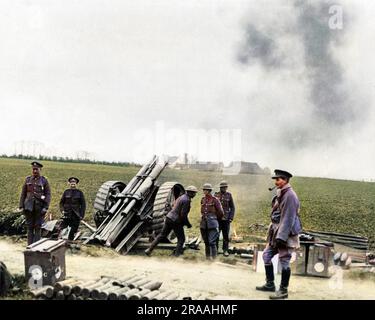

{"left": 85, "top": 156, "right": 185, "bottom": 254}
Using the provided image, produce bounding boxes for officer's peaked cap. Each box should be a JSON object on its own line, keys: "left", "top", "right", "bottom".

{"left": 31, "top": 161, "right": 43, "bottom": 168}
{"left": 272, "top": 169, "right": 293, "bottom": 179}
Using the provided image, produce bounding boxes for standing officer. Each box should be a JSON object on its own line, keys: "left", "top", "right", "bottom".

{"left": 215, "top": 181, "right": 235, "bottom": 257}
{"left": 59, "top": 177, "right": 86, "bottom": 241}
{"left": 145, "top": 186, "right": 198, "bottom": 257}
{"left": 19, "top": 161, "right": 51, "bottom": 245}
{"left": 200, "top": 183, "right": 224, "bottom": 260}
{"left": 256, "top": 169, "right": 302, "bottom": 299}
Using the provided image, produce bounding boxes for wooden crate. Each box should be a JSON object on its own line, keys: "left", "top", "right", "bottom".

{"left": 306, "top": 244, "right": 333, "bottom": 278}
{"left": 24, "top": 238, "right": 66, "bottom": 289}
{"left": 289, "top": 245, "right": 308, "bottom": 275}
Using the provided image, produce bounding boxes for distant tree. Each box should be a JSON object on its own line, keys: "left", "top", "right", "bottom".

{"left": 0, "top": 153, "right": 139, "bottom": 167}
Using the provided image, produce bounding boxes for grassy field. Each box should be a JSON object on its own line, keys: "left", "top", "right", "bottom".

{"left": 0, "top": 158, "right": 374, "bottom": 241}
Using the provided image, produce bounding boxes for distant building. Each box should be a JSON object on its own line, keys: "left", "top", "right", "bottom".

{"left": 167, "top": 154, "right": 223, "bottom": 172}
{"left": 224, "top": 161, "right": 270, "bottom": 175}
{"left": 167, "top": 156, "right": 179, "bottom": 167}
{"left": 167, "top": 154, "right": 269, "bottom": 175}
{"left": 167, "top": 154, "right": 189, "bottom": 170}
{"left": 189, "top": 161, "right": 224, "bottom": 172}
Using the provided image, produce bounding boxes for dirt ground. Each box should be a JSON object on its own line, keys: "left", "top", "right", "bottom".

{"left": 1, "top": 238, "right": 374, "bottom": 300}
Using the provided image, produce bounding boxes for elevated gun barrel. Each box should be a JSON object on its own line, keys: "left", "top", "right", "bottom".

{"left": 87, "top": 155, "right": 185, "bottom": 255}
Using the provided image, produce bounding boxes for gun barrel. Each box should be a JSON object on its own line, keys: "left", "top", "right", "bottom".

{"left": 93, "top": 156, "right": 157, "bottom": 241}
{"left": 105, "top": 158, "right": 167, "bottom": 246}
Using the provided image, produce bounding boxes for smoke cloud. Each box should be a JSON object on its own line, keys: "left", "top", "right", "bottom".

{"left": 238, "top": 24, "right": 285, "bottom": 69}
{"left": 237, "top": 0, "right": 368, "bottom": 148}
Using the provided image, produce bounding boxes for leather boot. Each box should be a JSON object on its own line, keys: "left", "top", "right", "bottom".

{"left": 210, "top": 245, "right": 217, "bottom": 260}
{"left": 205, "top": 246, "right": 210, "bottom": 259}
{"left": 33, "top": 227, "right": 41, "bottom": 244}
{"left": 223, "top": 240, "right": 229, "bottom": 252}
{"left": 145, "top": 241, "right": 158, "bottom": 256}
{"left": 174, "top": 241, "right": 184, "bottom": 257}
{"left": 223, "top": 240, "right": 229, "bottom": 256}
{"left": 270, "top": 268, "right": 290, "bottom": 299}
{"left": 256, "top": 265, "right": 276, "bottom": 292}
{"left": 145, "top": 238, "right": 159, "bottom": 256}
{"left": 27, "top": 227, "right": 34, "bottom": 246}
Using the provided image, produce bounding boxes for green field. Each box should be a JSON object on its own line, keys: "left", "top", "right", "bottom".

{"left": 0, "top": 158, "right": 374, "bottom": 241}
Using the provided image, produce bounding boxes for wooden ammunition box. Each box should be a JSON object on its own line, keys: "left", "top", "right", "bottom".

{"left": 24, "top": 239, "right": 66, "bottom": 288}
{"left": 289, "top": 245, "right": 308, "bottom": 275}
{"left": 306, "top": 244, "right": 333, "bottom": 278}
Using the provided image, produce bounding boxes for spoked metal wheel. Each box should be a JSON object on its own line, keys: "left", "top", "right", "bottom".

{"left": 151, "top": 182, "right": 185, "bottom": 242}
{"left": 93, "top": 181, "right": 127, "bottom": 227}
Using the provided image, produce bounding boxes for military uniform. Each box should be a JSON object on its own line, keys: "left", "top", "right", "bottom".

{"left": 214, "top": 190, "right": 235, "bottom": 253}
{"left": 146, "top": 192, "right": 194, "bottom": 256}
{"left": 263, "top": 185, "right": 301, "bottom": 267}
{"left": 256, "top": 169, "right": 302, "bottom": 300}
{"left": 59, "top": 187, "right": 86, "bottom": 241}
{"left": 200, "top": 190, "right": 224, "bottom": 260}
{"left": 19, "top": 170, "right": 51, "bottom": 245}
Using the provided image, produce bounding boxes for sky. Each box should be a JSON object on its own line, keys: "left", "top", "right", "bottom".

{"left": 0, "top": 0, "right": 374, "bottom": 181}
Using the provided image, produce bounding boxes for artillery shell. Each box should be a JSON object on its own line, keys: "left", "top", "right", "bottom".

{"left": 132, "top": 278, "right": 151, "bottom": 288}
{"left": 165, "top": 292, "right": 179, "bottom": 300}
{"left": 63, "top": 280, "right": 82, "bottom": 296}
{"left": 142, "top": 281, "right": 163, "bottom": 291}
{"left": 72, "top": 280, "right": 97, "bottom": 295}
{"left": 55, "top": 291, "right": 65, "bottom": 300}
{"left": 129, "top": 289, "right": 151, "bottom": 300}
{"left": 142, "top": 290, "right": 161, "bottom": 300}
{"left": 54, "top": 278, "right": 77, "bottom": 291}
{"left": 152, "top": 291, "right": 173, "bottom": 300}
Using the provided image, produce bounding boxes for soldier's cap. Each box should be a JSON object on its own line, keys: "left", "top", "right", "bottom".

{"left": 31, "top": 161, "right": 43, "bottom": 168}
{"left": 272, "top": 169, "right": 293, "bottom": 180}
{"left": 219, "top": 180, "right": 228, "bottom": 188}
{"left": 186, "top": 185, "right": 198, "bottom": 193}
{"left": 202, "top": 183, "right": 213, "bottom": 190}
{"left": 68, "top": 177, "right": 80, "bottom": 183}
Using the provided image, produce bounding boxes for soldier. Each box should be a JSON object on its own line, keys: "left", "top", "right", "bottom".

{"left": 200, "top": 183, "right": 224, "bottom": 260}
{"left": 256, "top": 169, "right": 302, "bottom": 300}
{"left": 19, "top": 161, "right": 51, "bottom": 245}
{"left": 145, "top": 186, "right": 198, "bottom": 257}
{"left": 59, "top": 177, "right": 86, "bottom": 241}
{"left": 215, "top": 180, "right": 235, "bottom": 257}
